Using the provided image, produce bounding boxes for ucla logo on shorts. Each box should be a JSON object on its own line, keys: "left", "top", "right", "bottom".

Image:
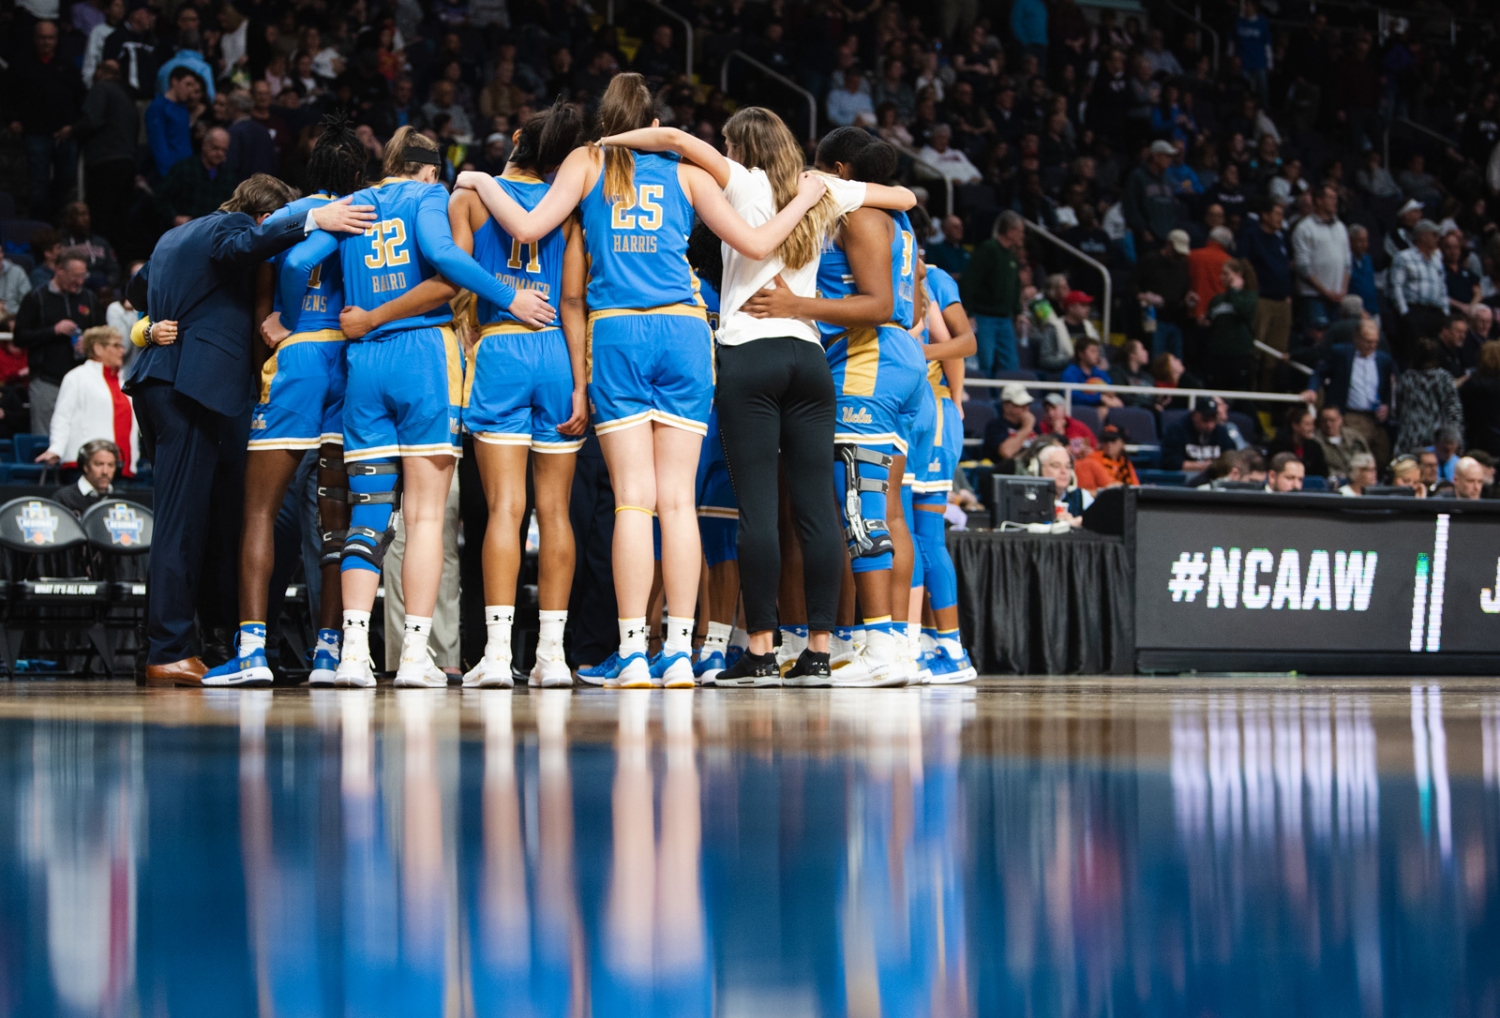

{"left": 841, "top": 406, "right": 874, "bottom": 425}
{"left": 16, "top": 502, "right": 59, "bottom": 545}
{"left": 251, "top": 413, "right": 268, "bottom": 431}
{"left": 103, "top": 503, "right": 144, "bottom": 546}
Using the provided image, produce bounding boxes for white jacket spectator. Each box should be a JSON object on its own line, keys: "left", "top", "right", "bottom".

{"left": 43, "top": 327, "right": 140, "bottom": 474}
{"left": 1291, "top": 187, "right": 1351, "bottom": 298}
{"left": 916, "top": 125, "right": 982, "bottom": 184}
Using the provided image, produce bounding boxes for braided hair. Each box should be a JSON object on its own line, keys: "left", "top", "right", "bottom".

{"left": 306, "top": 111, "right": 367, "bottom": 197}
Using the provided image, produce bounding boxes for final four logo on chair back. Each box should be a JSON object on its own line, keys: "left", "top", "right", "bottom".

{"left": 16, "top": 501, "right": 60, "bottom": 545}
{"left": 103, "top": 503, "right": 145, "bottom": 547}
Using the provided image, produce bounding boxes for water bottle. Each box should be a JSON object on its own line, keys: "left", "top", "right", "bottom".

{"left": 1143, "top": 303, "right": 1158, "bottom": 335}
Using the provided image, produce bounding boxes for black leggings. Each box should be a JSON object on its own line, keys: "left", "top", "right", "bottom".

{"left": 716, "top": 337, "right": 844, "bottom": 632}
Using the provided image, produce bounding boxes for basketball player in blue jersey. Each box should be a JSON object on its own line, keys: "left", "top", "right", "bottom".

{"left": 456, "top": 73, "right": 828, "bottom": 689}
{"left": 911, "top": 254, "right": 979, "bottom": 683}
{"left": 280, "top": 127, "right": 557, "bottom": 688}
{"left": 450, "top": 102, "right": 589, "bottom": 689}
{"left": 741, "top": 128, "right": 926, "bottom": 687}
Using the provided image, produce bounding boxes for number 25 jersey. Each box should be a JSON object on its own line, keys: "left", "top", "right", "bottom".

{"left": 578, "top": 150, "right": 705, "bottom": 312}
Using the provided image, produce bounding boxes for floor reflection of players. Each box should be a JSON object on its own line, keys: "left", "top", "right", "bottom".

{"left": 23, "top": 721, "right": 142, "bottom": 1018}
{"left": 470, "top": 690, "right": 585, "bottom": 1016}
{"left": 598, "top": 690, "right": 711, "bottom": 1017}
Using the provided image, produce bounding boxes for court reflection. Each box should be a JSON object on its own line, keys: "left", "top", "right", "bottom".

{"left": 1, "top": 682, "right": 1498, "bottom": 1017}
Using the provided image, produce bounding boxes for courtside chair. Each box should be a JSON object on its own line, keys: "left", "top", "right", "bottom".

{"left": 80, "top": 499, "right": 153, "bottom": 673}
{"left": 0, "top": 497, "right": 111, "bottom": 677}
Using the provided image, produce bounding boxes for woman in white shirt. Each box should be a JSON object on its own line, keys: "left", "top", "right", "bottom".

{"left": 38, "top": 326, "right": 140, "bottom": 475}
{"left": 597, "top": 110, "right": 915, "bottom": 684}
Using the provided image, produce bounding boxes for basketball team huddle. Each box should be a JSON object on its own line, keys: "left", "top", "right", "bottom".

{"left": 142, "top": 73, "right": 979, "bottom": 691}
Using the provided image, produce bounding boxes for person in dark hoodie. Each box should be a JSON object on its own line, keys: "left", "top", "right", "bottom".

{"left": 1203, "top": 258, "right": 1260, "bottom": 392}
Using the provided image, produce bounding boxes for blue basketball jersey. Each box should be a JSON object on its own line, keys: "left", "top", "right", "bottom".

{"left": 925, "top": 264, "right": 961, "bottom": 312}
{"left": 268, "top": 193, "right": 345, "bottom": 334}
{"left": 339, "top": 178, "right": 452, "bottom": 342}
{"left": 577, "top": 150, "right": 703, "bottom": 311}
{"left": 700, "top": 277, "right": 720, "bottom": 334}
{"left": 470, "top": 174, "right": 564, "bottom": 326}
{"left": 889, "top": 210, "right": 917, "bottom": 330}
{"left": 814, "top": 233, "right": 856, "bottom": 345}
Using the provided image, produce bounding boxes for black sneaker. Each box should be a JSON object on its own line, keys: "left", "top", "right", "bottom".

{"left": 784, "top": 649, "right": 832, "bottom": 687}
{"left": 714, "top": 649, "right": 782, "bottom": 688}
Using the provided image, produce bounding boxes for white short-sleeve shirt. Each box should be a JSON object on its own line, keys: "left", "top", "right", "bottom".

{"left": 714, "top": 161, "right": 866, "bottom": 347}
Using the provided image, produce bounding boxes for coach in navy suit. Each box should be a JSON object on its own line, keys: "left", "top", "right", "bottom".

{"left": 125, "top": 174, "right": 373, "bottom": 686}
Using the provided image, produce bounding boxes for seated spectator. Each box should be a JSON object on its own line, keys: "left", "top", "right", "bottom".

{"left": 1395, "top": 337, "right": 1463, "bottom": 455}
{"left": 1338, "top": 452, "right": 1379, "bottom": 496}
{"left": 1313, "top": 405, "right": 1371, "bottom": 481}
{"left": 827, "top": 66, "right": 876, "bottom": 128}
{"left": 1161, "top": 397, "right": 1232, "bottom": 471}
{"left": 926, "top": 215, "right": 970, "bottom": 278}
{"left": 1198, "top": 448, "right": 1268, "bottom": 488}
{"left": 1039, "top": 393, "right": 1098, "bottom": 458}
{"left": 1453, "top": 456, "right": 1486, "bottom": 499}
{"left": 1034, "top": 440, "right": 1090, "bottom": 526}
{"left": 1268, "top": 404, "right": 1330, "bottom": 479}
{"left": 0, "top": 248, "right": 31, "bottom": 330}
{"left": 1302, "top": 317, "right": 1394, "bottom": 468}
{"left": 1355, "top": 149, "right": 1401, "bottom": 200}
{"left": 1430, "top": 425, "right": 1462, "bottom": 482}
{"left": 1389, "top": 454, "right": 1427, "bottom": 497}
{"left": 1267, "top": 451, "right": 1305, "bottom": 492}
{"left": 1047, "top": 293, "right": 1104, "bottom": 378}
{"left": 1461, "top": 339, "right": 1500, "bottom": 456}
{"left": 53, "top": 438, "right": 122, "bottom": 515}
{"left": 1436, "top": 312, "right": 1480, "bottom": 384}
{"left": 159, "top": 127, "right": 236, "bottom": 225}
{"left": 1472, "top": 304, "right": 1499, "bottom": 344}
{"left": 1111, "top": 339, "right": 1156, "bottom": 407}
{"left": 1074, "top": 423, "right": 1139, "bottom": 491}
{"left": 1419, "top": 449, "right": 1441, "bottom": 490}
{"left": 37, "top": 326, "right": 139, "bottom": 476}
{"left": 422, "top": 79, "right": 474, "bottom": 143}
{"left": 916, "top": 124, "right": 983, "bottom": 185}
{"left": 1398, "top": 153, "right": 1444, "bottom": 210}
{"left": 981, "top": 383, "right": 1037, "bottom": 463}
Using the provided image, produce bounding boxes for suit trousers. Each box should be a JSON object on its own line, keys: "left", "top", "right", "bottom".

{"left": 133, "top": 381, "right": 248, "bottom": 664}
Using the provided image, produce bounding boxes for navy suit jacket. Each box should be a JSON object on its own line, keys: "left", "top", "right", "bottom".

{"left": 125, "top": 209, "right": 308, "bottom": 417}
{"left": 1312, "top": 343, "right": 1396, "bottom": 413}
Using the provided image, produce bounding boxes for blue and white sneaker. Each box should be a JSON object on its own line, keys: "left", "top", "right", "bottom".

{"left": 693, "top": 648, "right": 726, "bottom": 685}
{"left": 925, "top": 646, "right": 977, "bottom": 684}
{"left": 308, "top": 632, "right": 341, "bottom": 687}
{"left": 203, "top": 646, "right": 274, "bottom": 687}
{"left": 652, "top": 650, "right": 695, "bottom": 688}
{"left": 578, "top": 651, "right": 653, "bottom": 688}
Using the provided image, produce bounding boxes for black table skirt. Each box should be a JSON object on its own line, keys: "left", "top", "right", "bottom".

{"left": 950, "top": 529, "right": 1134, "bottom": 675}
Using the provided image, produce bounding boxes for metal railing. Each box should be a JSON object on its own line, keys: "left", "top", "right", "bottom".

{"left": 1161, "top": 0, "right": 1220, "bottom": 71}
{"left": 721, "top": 50, "right": 818, "bottom": 143}
{"left": 903, "top": 150, "right": 954, "bottom": 224}
{"left": 636, "top": 0, "right": 694, "bottom": 79}
{"left": 1021, "top": 218, "right": 1113, "bottom": 341}
{"left": 965, "top": 376, "right": 1305, "bottom": 418}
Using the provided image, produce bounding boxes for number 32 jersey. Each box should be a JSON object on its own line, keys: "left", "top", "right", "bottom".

{"left": 339, "top": 177, "right": 453, "bottom": 341}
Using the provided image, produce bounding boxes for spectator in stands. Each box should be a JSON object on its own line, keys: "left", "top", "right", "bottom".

{"left": 1123, "top": 141, "right": 1184, "bottom": 251}
{"left": 1138, "top": 229, "right": 1192, "bottom": 358}
{"left": 1188, "top": 225, "right": 1233, "bottom": 324}
{"left": 367, "top": 75, "right": 422, "bottom": 142}
{"left": 1339, "top": 452, "right": 1378, "bottom": 496}
{"left": 6, "top": 20, "right": 86, "bottom": 221}
{"left": 1267, "top": 451, "right": 1305, "bottom": 492}
{"left": 1431, "top": 426, "right": 1462, "bottom": 483}
{"left": 1061, "top": 333, "right": 1122, "bottom": 421}
{"left": 37, "top": 325, "right": 138, "bottom": 476}
{"left": 225, "top": 89, "right": 278, "bottom": 180}
{"left": 1443, "top": 230, "right": 1481, "bottom": 314}
{"left": 1268, "top": 403, "right": 1330, "bottom": 479}
{"left": 1203, "top": 258, "right": 1259, "bottom": 392}
{"left": 981, "top": 383, "right": 1038, "bottom": 464}
{"left": 1346, "top": 226, "right": 1380, "bottom": 317}
{"left": 107, "top": 261, "right": 143, "bottom": 373}
{"left": 1461, "top": 339, "right": 1500, "bottom": 456}
{"left": 926, "top": 215, "right": 969, "bottom": 278}
{"left": 1141, "top": 28, "right": 1183, "bottom": 78}
{"left": 1035, "top": 441, "right": 1088, "bottom": 526}
{"left": 1436, "top": 312, "right": 1479, "bottom": 384}
{"left": 1471, "top": 305, "right": 1498, "bottom": 345}
{"left": 27, "top": 231, "right": 64, "bottom": 291}
{"left": 1303, "top": 317, "right": 1394, "bottom": 468}
{"left": 1419, "top": 449, "right": 1443, "bottom": 491}
{"left": 0, "top": 250, "right": 31, "bottom": 332}
{"left": 1396, "top": 337, "right": 1464, "bottom": 455}
{"left": 1389, "top": 219, "right": 1449, "bottom": 364}
{"left": 422, "top": 79, "right": 473, "bottom": 143}
{"left": 145, "top": 65, "right": 203, "bottom": 178}
{"left": 873, "top": 60, "right": 915, "bottom": 125}
{"left": 1313, "top": 405, "right": 1371, "bottom": 482}
{"left": 1239, "top": 202, "right": 1293, "bottom": 385}
{"left": 1111, "top": 339, "right": 1156, "bottom": 407}
{"left": 59, "top": 202, "right": 121, "bottom": 293}
{"left": 1039, "top": 393, "right": 1097, "bottom": 458}
{"left": 102, "top": 1, "right": 160, "bottom": 103}
{"left": 76, "top": 60, "right": 140, "bottom": 258}
{"left": 827, "top": 65, "right": 875, "bottom": 128}
{"left": 159, "top": 126, "right": 235, "bottom": 225}
{"left": 13, "top": 250, "right": 104, "bottom": 436}
{"left": 961, "top": 211, "right": 1023, "bottom": 375}
{"left": 1074, "top": 423, "right": 1139, "bottom": 492}
{"left": 1389, "top": 454, "right": 1426, "bottom": 496}
{"left": 631, "top": 25, "right": 678, "bottom": 91}
{"left": 1161, "top": 397, "right": 1232, "bottom": 472}
{"left": 53, "top": 438, "right": 122, "bottom": 516}
{"left": 1291, "top": 184, "right": 1350, "bottom": 330}
{"left": 917, "top": 124, "right": 982, "bottom": 185}
{"left": 1453, "top": 456, "right": 1486, "bottom": 500}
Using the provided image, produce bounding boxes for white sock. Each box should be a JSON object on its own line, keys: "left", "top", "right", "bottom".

{"left": 664, "top": 615, "right": 694, "bottom": 655}
{"left": 729, "top": 626, "right": 750, "bottom": 652}
{"left": 618, "top": 617, "right": 648, "bottom": 657}
{"left": 537, "top": 609, "right": 567, "bottom": 657}
{"left": 936, "top": 629, "right": 965, "bottom": 658}
{"left": 342, "top": 610, "right": 371, "bottom": 661}
{"left": 704, "top": 621, "right": 731, "bottom": 654}
{"left": 831, "top": 632, "right": 857, "bottom": 659}
{"left": 238, "top": 622, "right": 266, "bottom": 655}
{"left": 402, "top": 615, "right": 433, "bottom": 661}
{"left": 778, "top": 627, "right": 807, "bottom": 660}
{"left": 316, "top": 628, "right": 341, "bottom": 655}
{"left": 484, "top": 605, "right": 514, "bottom": 660}
{"left": 907, "top": 621, "right": 922, "bottom": 656}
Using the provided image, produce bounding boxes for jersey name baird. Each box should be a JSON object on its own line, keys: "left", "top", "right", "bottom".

{"left": 370, "top": 271, "right": 408, "bottom": 293}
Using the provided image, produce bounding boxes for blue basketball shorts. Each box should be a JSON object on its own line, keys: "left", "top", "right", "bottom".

{"left": 902, "top": 382, "right": 938, "bottom": 490}
{"left": 696, "top": 405, "right": 737, "bottom": 566}
{"left": 248, "top": 329, "right": 347, "bottom": 450}
{"left": 587, "top": 306, "right": 713, "bottom": 436}
{"left": 462, "top": 324, "right": 583, "bottom": 454}
{"left": 915, "top": 395, "right": 963, "bottom": 505}
{"left": 826, "top": 325, "right": 928, "bottom": 457}
{"left": 342, "top": 326, "right": 463, "bottom": 462}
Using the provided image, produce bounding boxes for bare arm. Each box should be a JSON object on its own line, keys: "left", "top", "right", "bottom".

{"left": 449, "top": 187, "right": 486, "bottom": 254}
{"left": 454, "top": 149, "right": 594, "bottom": 244}
{"left": 741, "top": 210, "right": 892, "bottom": 324}
{"left": 924, "top": 298, "right": 971, "bottom": 405}
{"left": 558, "top": 216, "right": 588, "bottom": 436}
{"left": 860, "top": 182, "right": 918, "bottom": 210}
{"left": 599, "top": 126, "right": 732, "bottom": 188}
{"left": 683, "top": 163, "right": 828, "bottom": 261}
{"left": 339, "top": 277, "right": 462, "bottom": 339}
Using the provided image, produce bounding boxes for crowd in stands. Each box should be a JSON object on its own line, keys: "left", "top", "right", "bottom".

{"left": 2, "top": 0, "right": 1500, "bottom": 512}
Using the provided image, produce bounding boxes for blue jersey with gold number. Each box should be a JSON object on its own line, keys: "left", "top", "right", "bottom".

{"left": 578, "top": 151, "right": 703, "bottom": 311}
{"left": 889, "top": 209, "right": 917, "bottom": 330}
{"left": 339, "top": 178, "right": 452, "bottom": 341}
{"left": 923, "top": 265, "right": 963, "bottom": 399}
{"left": 268, "top": 193, "right": 345, "bottom": 333}
{"left": 471, "top": 174, "right": 564, "bottom": 326}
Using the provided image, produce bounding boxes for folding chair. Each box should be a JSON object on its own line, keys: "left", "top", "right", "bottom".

{"left": 80, "top": 499, "right": 153, "bottom": 673}
{"left": 0, "top": 497, "right": 111, "bottom": 677}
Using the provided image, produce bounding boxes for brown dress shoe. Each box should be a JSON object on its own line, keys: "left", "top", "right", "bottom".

{"left": 143, "top": 657, "right": 209, "bottom": 687}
